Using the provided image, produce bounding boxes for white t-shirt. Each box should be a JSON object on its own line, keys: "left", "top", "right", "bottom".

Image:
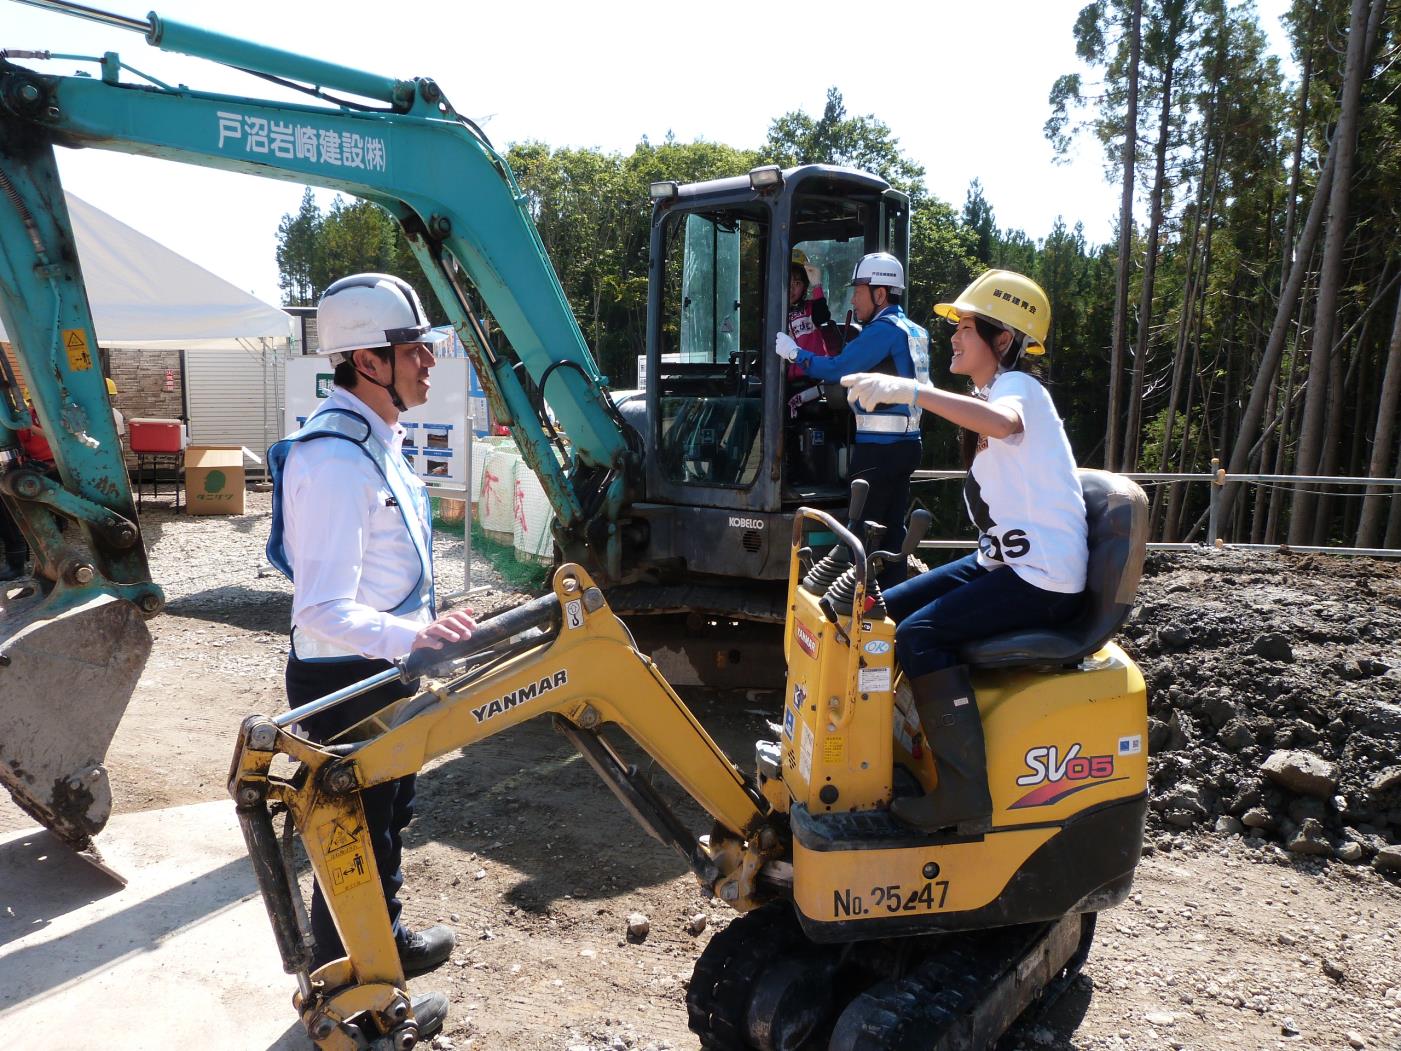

{"left": 962, "top": 370, "right": 1087, "bottom": 594}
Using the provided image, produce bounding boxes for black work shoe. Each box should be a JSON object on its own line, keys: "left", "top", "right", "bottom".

{"left": 397, "top": 924, "right": 456, "bottom": 979}
{"left": 410, "top": 991, "right": 448, "bottom": 1039}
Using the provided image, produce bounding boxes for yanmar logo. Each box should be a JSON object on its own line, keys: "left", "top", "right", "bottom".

{"left": 794, "top": 622, "right": 818, "bottom": 658}
{"left": 1008, "top": 744, "right": 1126, "bottom": 809}
{"left": 471, "top": 670, "right": 568, "bottom": 723}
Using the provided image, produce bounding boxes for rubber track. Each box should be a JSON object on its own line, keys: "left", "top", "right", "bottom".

{"left": 687, "top": 904, "right": 807, "bottom": 1050}
{"left": 830, "top": 925, "right": 1053, "bottom": 1051}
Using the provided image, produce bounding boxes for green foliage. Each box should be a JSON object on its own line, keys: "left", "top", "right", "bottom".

{"left": 761, "top": 87, "right": 927, "bottom": 203}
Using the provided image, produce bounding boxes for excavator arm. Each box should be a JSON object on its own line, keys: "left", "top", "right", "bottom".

{"left": 0, "top": 2, "right": 639, "bottom": 851}
{"left": 229, "top": 563, "right": 779, "bottom": 1050}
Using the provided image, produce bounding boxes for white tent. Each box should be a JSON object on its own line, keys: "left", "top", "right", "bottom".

{"left": 0, "top": 193, "right": 293, "bottom": 349}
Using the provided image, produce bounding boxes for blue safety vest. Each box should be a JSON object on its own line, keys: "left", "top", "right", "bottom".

{"left": 850, "top": 312, "right": 931, "bottom": 441}
{"left": 267, "top": 407, "right": 434, "bottom": 662}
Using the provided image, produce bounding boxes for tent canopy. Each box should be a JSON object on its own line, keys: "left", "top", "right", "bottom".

{"left": 0, "top": 193, "right": 293, "bottom": 351}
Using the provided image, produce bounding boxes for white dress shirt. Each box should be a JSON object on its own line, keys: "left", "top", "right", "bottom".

{"left": 281, "top": 386, "right": 432, "bottom": 661}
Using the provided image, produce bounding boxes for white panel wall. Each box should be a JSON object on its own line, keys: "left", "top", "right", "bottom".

{"left": 184, "top": 343, "right": 287, "bottom": 474}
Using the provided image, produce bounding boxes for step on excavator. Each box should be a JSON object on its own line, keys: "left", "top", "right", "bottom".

{"left": 230, "top": 471, "right": 1151, "bottom": 1050}
{"left": 1, "top": 0, "right": 909, "bottom": 859}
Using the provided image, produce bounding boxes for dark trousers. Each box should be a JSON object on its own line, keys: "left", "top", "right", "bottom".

{"left": 849, "top": 439, "right": 922, "bottom": 593}
{"left": 884, "top": 553, "right": 1084, "bottom": 676}
{"left": 287, "top": 652, "right": 418, "bottom": 965}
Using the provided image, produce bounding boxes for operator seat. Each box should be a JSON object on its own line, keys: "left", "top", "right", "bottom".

{"left": 960, "top": 469, "right": 1148, "bottom": 669}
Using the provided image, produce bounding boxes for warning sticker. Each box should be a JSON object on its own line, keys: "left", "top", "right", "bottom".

{"left": 318, "top": 818, "right": 372, "bottom": 896}
{"left": 564, "top": 599, "right": 583, "bottom": 629}
{"left": 798, "top": 724, "right": 815, "bottom": 782}
{"left": 859, "top": 667, "right": 892, "bottom": 694}
{"left": 823, "top": 734, "right": 845, "bottom": 764}
{"left": 62, "top": 328, "right": 92, "bottom": 371}
{"left": 319, "top": 818, "right": 360, "bottom": 856}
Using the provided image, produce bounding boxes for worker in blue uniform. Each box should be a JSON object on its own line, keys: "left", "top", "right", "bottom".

{"left": 267, "top": 273, "right": 479, "bottom": 1039}
{"left": 775, "top": 252, "right": 930, "bottom": 591}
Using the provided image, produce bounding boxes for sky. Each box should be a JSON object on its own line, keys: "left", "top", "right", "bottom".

{"left": 4, "top": 0, "right": 1297, "bottom": 306}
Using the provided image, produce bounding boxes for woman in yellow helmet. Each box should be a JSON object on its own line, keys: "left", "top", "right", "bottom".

{"left": 840, "top": 269, "right": 1088, "bottom": 834}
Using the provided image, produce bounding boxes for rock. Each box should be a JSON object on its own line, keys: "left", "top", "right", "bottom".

{"left": 1347, "top": 1032, "right": 1366, "bottom": 1049}
{"left": 1219, "top": 719, "right": 1255, "bottom": 752}
{"left": 1322, "top": 958, "right": 1346, "bottom": 982}
{"left": 626, "top": 912, "right": 650, "bottom": 941}
{"left": 1158, "top": 625, "right": 1191, "bottom": 649}
{"left": 1280, "top": 1017, "right": 1300, "bottom": 1037}
{"left": 687, "top": 912, "right": 708, "bottom": 935}
{"left": 1371, "top": 766, "right": 1401, "bottom": 793}
{"left": 1214, "top": 815, "right": 1244, "bottom": 836}
{"left": 1241, "top": 806, "right": 1276, "bottom": 831}
{"left": 1252, "top": 632, "right": 1294, "bottom": 662}
{"left": 1373, "top": 846, "right": 1401, "bottom": 873}
{"left": 1205, "top": 694, "right": 1239, "bottom": 728}
{"left": 1261, "top": 750, "right": 1338, "bottom": 797}
{"left": 1287, "top": 797, "right": 1327, "bottom": 823}
{"left": 1287, "top": 818, "right": 1331, "bottom": 855}
{"left": 1144, "top": 1011, "right": 1176, "bottom": 1026}
{"left": 1337, "top": 841, "right": 1365, "bottom": 863}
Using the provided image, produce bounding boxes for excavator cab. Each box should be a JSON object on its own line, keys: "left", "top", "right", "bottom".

{"left": 624, "top": 166, "right": 909, "bottom": 588}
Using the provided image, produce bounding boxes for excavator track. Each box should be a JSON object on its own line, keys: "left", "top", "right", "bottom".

{"left": 688, "top": 908, "right": 1093, "bottom": 1051}
{"left": 828, "top": 913, "right": 1091, "bottom": 1051}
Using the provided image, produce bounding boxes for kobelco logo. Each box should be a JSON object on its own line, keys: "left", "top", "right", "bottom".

{"left": 729, "top": 517, "right": 764, "bottom": 529}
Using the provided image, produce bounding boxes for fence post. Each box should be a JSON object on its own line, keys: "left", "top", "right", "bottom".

{"left": 1207, "top": 457, "right": 1222, "bottom": 547}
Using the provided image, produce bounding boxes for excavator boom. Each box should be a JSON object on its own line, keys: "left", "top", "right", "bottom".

{"left": 0, "top": 1, "right": 640, "bottom": 849}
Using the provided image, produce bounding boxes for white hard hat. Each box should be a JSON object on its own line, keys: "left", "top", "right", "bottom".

{"left": 316, "top": 273, "right": 446, "bottom": 362}
{"left": 850, "top": 252, "right": 905, "bottom": 294}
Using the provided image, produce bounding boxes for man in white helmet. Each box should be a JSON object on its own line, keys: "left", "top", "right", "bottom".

{"left": 266, "top": 273, "right": 477, "bottom": 1036}
{"left": 774, "top": 251, "right": 930, "bottom": 590}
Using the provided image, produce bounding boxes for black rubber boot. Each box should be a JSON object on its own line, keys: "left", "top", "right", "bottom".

{"left": 891, "top": 666, "right": 993, "bottom": 834}
{"left": 409, "top": 991, "right": 448, "bottom": 1039}
{"left": 397, "top": 923, "right": 456, "bottom": 979}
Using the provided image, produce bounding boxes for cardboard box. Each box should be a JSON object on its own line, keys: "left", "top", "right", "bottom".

{"left": 184, "top": 445, "right": 246, "bottom": 515}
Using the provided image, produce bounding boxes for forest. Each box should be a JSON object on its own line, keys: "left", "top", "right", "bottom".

{"left": 275, "top": 0, "right": 1400, "bottom": 549}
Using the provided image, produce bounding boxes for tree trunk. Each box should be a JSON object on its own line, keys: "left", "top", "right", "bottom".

{"left": 1121, "top": 48, "right": 1178, "bottom": 472}
{"left": 1106, "top": 0, "right": 1144, "bottom": 471}
{"left": 1289, "top": 0, "right": 1372, "bottom": 544}
{"left": 1218, "top": 143, "right": 1335, "bottom": 525}
{"left": 1357, "top": 284, "right": 1401, "bottom": 546}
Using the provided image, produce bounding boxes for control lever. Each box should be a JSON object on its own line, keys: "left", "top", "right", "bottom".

{"left": 870, "top": 508, "right": 932, "bottom": 575}
{"left": 800, "top": 479, "right": 870, "bottom": 595}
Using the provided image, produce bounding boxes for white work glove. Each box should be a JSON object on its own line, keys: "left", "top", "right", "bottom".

{"left": 774, "top": 332, "right": 800, "bottom": 362}
{"left": 841, "top": 373, "right": 922, "bottom": 411}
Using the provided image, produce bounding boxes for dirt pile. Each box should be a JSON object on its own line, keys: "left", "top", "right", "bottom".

{"left": 1119, "top": 550, "right": 1401, "bottom": 872}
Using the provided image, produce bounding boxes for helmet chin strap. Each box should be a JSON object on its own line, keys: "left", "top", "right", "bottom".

{"left": 354, "top": 350, "right": 407, "bottom": 412}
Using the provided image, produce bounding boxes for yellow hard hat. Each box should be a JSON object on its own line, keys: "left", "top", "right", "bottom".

{"left": 934, "top": 269, "right": 1050, "bottom": 354}
{"left": 791, "top": 248, "right": 809, "bottom": 267}
{"left": 105, "top": 377, "right": 118, "bottom": 396}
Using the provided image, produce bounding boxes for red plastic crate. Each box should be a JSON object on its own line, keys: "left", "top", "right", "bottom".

{"left": 128, "top": 417, "right": 186, "bottom": 454}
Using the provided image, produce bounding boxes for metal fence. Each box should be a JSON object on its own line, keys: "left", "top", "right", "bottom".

{"left": 908, "top": 463, "right": 1401, "bottom": 559}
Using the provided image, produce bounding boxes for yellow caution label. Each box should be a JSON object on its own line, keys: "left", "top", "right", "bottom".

{"left": 62, "top": 328, "right": 92, "bottom": 372}
{"left": 318, "top": 818, "right": 373, "bottom": 896}
{"left": 823, "top": 734, "right": 846, "bottom": 764}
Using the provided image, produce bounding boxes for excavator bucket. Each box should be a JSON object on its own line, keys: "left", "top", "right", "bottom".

{"left": 0, "top": 585, "right": 151, "bottom": 854}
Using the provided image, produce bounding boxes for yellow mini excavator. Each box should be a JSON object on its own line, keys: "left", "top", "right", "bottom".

{"left": 230, "top": 470, "right": 1149, "bottom": 1050}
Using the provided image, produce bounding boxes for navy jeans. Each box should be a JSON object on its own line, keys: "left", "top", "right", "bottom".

{"left": 884, "top": 553, "right": 1084, "bottom": 677}
{"left": 849, "top": 439, "right": 922, "bottom": 593}
{"left": 287, "top": 652, "right": 418, "bottom": 966}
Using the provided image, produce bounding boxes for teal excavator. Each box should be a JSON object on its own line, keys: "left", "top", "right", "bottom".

{"left": 0, "top": 2, "right": 907, "bottom": 855}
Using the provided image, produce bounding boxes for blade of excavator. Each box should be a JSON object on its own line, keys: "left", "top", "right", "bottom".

{"left": 0, "top": 583, "right": 150, "bottom": 861}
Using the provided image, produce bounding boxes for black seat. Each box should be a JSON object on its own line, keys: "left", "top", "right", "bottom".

{"left": 960, "top": 469, "right": 1148, "bottom": 669}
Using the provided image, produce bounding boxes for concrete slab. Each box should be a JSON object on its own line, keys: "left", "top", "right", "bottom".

{"left": 0, "top": 801, "right": 309, "bottom": 1050}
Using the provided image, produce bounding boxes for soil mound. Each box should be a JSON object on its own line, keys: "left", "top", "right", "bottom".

{"left": 1120, "top": 550, "right": 1401, "bottom": 873}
